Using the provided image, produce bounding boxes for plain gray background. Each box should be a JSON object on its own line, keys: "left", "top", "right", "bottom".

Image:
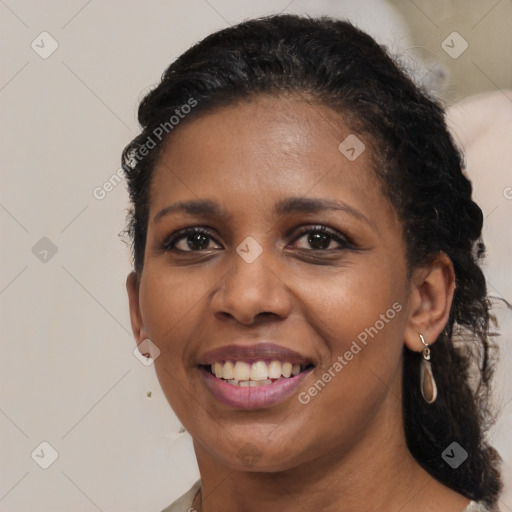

{"left": 1, "top": 1, "right": 511, "bottom": 511}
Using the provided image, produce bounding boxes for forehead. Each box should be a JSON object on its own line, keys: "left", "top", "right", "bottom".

{"left": 148, "top": 94, "right": 392, "bottom": 224}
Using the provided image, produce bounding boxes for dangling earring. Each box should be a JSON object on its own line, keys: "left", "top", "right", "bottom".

{"left": 419, "top": 334, "right": 437, "bottom": 404}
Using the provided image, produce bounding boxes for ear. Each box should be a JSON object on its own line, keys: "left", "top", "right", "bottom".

{"left": 126, "top": 271, "right": 149, "bottom": 345}
{"left": 404, "top": 251, "right": 455, "bottom": 352}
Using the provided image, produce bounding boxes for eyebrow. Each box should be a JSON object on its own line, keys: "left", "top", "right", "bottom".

{"left": 153, "top": 197, "right": 372, "bottom": 226}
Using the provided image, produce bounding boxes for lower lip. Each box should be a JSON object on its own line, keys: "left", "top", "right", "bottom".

{"left": 200, "top": 367, "right": 313, "bottom": 410}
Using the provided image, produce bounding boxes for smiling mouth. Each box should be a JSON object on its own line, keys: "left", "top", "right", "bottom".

{"left": 200, "top": 360, "right": 315, "bottom": 387}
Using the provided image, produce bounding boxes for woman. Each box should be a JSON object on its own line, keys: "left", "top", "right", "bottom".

{"left": 122, "top": 14, "right": 503, "bottom": 512}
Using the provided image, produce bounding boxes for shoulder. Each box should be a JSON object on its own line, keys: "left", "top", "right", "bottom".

{"left": 160, "top": 480, "right": 201, "bottom": 512}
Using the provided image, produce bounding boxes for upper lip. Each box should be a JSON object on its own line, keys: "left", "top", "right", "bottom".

{"left": 197, "top": 343, "right": 314, "bottom": 366}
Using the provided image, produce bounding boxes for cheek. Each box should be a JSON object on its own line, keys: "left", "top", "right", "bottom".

{"left": 306, "top": 261, "right": 405, "bottom": 343}
{"left": 299, "top": 260, "right": 408, "bottom": 402}
{"left": 139, "top": 267, "right": 209, "bottom": 362}
{"left": 139, "top": 267, "right": 211, "bottom": 417}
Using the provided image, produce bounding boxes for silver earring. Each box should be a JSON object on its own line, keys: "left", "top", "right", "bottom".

{"left": 419, "top": 334, "right": 437, "bottom": 404}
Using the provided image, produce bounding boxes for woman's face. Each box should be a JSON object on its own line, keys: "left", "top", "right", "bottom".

{"left": 128, "top": 94, "right": 415, "bottom": 472}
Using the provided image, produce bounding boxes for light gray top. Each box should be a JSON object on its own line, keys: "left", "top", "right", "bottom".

{"left": 160, "top": 480, "right": 493, "bottom": 512}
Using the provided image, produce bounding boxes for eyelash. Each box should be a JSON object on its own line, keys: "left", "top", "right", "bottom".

{"left": 161, "top": 225, "right": 353, "bottom": 253}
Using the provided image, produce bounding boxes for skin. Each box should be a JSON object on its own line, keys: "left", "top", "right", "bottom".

{"left": 127, "top": 94, "right": 469, "bottom": 511}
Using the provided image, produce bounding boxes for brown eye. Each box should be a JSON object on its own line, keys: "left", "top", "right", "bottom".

{"left": 162, "top": 227, "right": 221, "bottom": 252}
{"left": 182, "top": 232, "right": 210, "bottom": 251}
{"left": 305, "top": 231, "right": 331, "bottom": 250}
{"left": 292, "top": 226, "right": 351, "bottom": 251}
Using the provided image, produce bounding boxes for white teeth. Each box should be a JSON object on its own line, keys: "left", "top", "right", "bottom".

{"left": 223, "top": 361, "right": 234, "bottom": 380}
{"left": 225, "top": 378, "right": 276, "bottom": 387}
{"left": 210, "top": 359, "right": 306, "bottom": 384}
{"left": 250, "top": 361, "right": 269, "bottom": 381}
{"left": 213, "top": 362, "right": 223, "bottom": 378}
{"left": 268, "top": 360, "right": 282, "bottom": 379}
{"left": 233, "top": 361, "right": 251, "bottom": 381}
{"left": 281, "top": 362, "right": 292, "bottom": 378}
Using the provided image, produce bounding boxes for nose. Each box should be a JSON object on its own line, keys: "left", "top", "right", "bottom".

{"left": 211, "top": 248, "right": 292, "bottom": 326}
